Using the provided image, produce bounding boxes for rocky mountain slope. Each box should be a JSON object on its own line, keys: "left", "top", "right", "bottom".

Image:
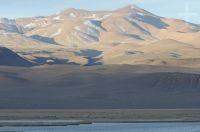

{"left": 0, "top": 5, "right": 200, "bottom": 67}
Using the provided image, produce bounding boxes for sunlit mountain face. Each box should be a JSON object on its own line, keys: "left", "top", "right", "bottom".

{"left": 0, "top": 4, "right": 200, "bottom": 67}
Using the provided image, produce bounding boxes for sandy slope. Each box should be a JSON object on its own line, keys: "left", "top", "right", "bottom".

{"left": 102, "top": 39, "right": 200, "bottom": 67}
{"left": 0, "top": 65, "right": 200, "bottom": 109}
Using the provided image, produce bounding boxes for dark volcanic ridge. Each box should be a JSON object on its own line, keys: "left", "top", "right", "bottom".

{"left": 0, "top": 47, "right": 35, "bottom": 67}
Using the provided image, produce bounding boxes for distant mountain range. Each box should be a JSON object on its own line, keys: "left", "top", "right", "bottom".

{"left": 1, "top": 4, "right": 200, "bottom": 67}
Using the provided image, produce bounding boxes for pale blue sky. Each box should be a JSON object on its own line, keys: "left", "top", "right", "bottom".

{"left": 1, "top": 0, "right": 200, "bottom": 23}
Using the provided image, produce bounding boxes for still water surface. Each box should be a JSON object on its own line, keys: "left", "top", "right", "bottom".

{"left": 1, "top": 122, "right": 200, "bottom": 132}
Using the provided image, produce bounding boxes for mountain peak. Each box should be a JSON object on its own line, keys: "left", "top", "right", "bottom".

{"left": 117, "top": 4, "right": 142, "bottom": 11}
{"left": 61, "top": 7, "right": 89, "bottom": 14}
{"left": 58, "top": 7, "right": 90, "bottom": 18}
{"left": 125, "top": 4, "right": 140, "bottom": 9}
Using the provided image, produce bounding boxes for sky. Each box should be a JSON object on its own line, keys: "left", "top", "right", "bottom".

{"left": 1, "top": 0, "right": 200, "bottom": 24}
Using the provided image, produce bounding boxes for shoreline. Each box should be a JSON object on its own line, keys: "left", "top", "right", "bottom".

{"left": 0, "top": 120, "right": 200, "bottom": 127}
{"left": 0, "top": 120, "right": 92, "bottom": 127}
{"left": 1, "top": 109, "right": 200, "bottom": 126}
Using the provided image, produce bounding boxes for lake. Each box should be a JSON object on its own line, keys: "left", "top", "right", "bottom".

{"left": 1, "top": 123, "right": 200, "bottom": 132}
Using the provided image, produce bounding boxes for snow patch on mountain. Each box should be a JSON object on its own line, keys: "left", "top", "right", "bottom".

{"left": 84, "top": 20, "right": 104, "bottom": 31}
{"left": 136, "top": 12, "right": 145, "bottom": 16}
{"left": 70, "top": 13, "right": 77, "bottom": 18}
{"left": 79, "top": 32, "right": 99, "bottom": 42}
{"left": 82, "top": 19, "right": 105, "bottom": 42}
{"left": 92, "top": 14, "right": 97, "bottom": 18}
{"left": 53, "top": 16, "right": 61, "bottom": 20}
{"left": 87, "top": 27, "right": 100, "bottom": 39}
{"left": 128, "top": 12, "right": 168, "bottom": 29}
{"left": 50, "top": 28, "right": 62, "bottom": 37}
{"left": 74, "top": 26, "right": 81, "bottom": 31}
{"left": 86, "top": 13, "right": 112, "bottom": 21}
{"left": 25, "top": 20, "right": 51, "bottom": 29}
{"left": 118, "top": 25, "right": 144, "bottom": 40}
{"left": 25, "top": 23, "right": 36, "bottom": 28}
{"left": 79, "top": 28, "right": 100, "bottom": 42}
{"left": 130, "top": 5, "right": 137, "bottom": 9}
{"left": 101, "top": 13, "right": 112, "bottom": 20}
{"left": 118, "top": 26, "right": 126, "bottom": 33}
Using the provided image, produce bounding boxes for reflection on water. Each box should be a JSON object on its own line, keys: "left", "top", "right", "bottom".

{"left": 1, "top": 123, "right": 200, "bottom": 132}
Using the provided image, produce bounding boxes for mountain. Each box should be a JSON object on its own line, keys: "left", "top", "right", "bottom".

{"left": 16, "top": 5, "right": 200, "bottom": 46}
{"left": 103, "top": 39, "right": 200, "bottom": 67}
{"left": 0, "top": 4, "right": 200, "bottom": 67}
{"left": 1, "top": 5, "right": 200, "bottom": 109}
{"left": 0, "top": 47, "right": 34, "bottom": 67}
{"left": 1, "top": 65, "right": 200, "bottom": 109}
{"left": 0, "top": 18, "right": 22, "bottom": 33}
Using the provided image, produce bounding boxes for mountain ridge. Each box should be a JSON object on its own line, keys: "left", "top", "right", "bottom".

{"left": 0, "top": 5, "right": 200, "bottom": 67}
